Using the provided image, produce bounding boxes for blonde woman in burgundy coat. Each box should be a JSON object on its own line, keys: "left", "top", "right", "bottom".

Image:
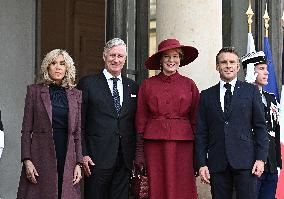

{"left": 17, "top": 49, "right": 83, "bottom": 199}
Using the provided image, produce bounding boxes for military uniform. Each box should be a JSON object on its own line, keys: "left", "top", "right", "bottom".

{"left": 257, "top": 91, "right": 281, "bottom": 199}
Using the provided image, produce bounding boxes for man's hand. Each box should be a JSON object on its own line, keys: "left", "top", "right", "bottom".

{"left": 199, "top": 166, "right": 210, "bottom": 184}
{"left": 252, "top": 160, "right": 265, "bottom": 177}
{"left": 83, "top": 156, "right": 95, "bottom": 177}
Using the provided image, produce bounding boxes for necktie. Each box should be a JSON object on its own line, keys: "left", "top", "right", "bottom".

{"left": 224, "top": 83, "right": 232, "bottom": 114}
{"left": 111, "top": 77, "right": 121, "bottom": 115}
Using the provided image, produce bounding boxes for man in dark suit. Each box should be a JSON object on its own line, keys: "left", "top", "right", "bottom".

{"left": 241, "top": 51, "right": 281, "bottom": 199}
{"left": 77, "top": 38, "right": 138, "bottom": 199}
{"left": 195, "top": 47, "right": 269, "bottom": 199}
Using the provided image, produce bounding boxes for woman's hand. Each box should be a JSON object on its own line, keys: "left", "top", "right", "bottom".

{"left": 73, "top": 164, "right": 82, "bottom": 185}
{"left": 24, "top": 159, "right": 39, "bottom": 184}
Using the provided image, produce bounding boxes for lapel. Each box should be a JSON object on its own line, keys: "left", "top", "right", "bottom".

{"left": 263, "top": 92, "right": 272, "bottom": 107}
{"left": 98, "top": 72, "right": 118, "bottom": 116}
{"left": 40, "top": 85, "right": 77, "bottom": 132}
{"left": 40, "top": 85, "right": 52, "bottom": 123}
{"left": 120, "top": 76, "right": 130, "bottom": 117}
{"left": 66, "top": 88, "right": 76, "bottom": 132}
{"left": 226, "top": 80, "right": 242, "bottom": 118}
{"left": 213, "top": 83, "right": 226, "bottom": 120}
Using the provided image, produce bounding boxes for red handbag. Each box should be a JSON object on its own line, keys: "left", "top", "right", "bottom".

{"left": 130, "top": 164, "right": 149, "bottom": 199}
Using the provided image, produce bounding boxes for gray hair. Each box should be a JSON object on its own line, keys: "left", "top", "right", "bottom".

{"left": 38, "top": 49, "right": 76, "bottom": 88}
{"left": 103, "top": 38, "right": 127, "bottom": 57}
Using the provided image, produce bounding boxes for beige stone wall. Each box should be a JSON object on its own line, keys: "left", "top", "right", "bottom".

{"left": 155, "top": 0, "right": 222, "bottom": 91}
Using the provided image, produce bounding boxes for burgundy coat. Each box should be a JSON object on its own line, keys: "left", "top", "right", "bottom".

{"left": 17, "top": 84, "right": 83, "bottom": 199}
{"left": 136, "top": 72, "right": 200, "bottom": 140}
{"left": 135, "top": 72, "right": 200, "bottom": 198}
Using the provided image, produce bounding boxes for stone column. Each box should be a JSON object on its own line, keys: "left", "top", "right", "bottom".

{"left": 156, "top": 1, "right": 222, "bottom": 198}
{"left": 106, "top": 0, "right": 128, "bottom": 42}
{"left": 156, "top": 0, "right": 222, "bottom": 91}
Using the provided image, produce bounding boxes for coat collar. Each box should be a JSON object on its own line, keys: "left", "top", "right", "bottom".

{"left": 120, "top": 77, "right": 131, "bottom": 117}
{"left": 225, "top": 80, "right": 242, "bottom": 117}
{"left": 158, "top": 71, "right": 180, "bottom": 82}
{"left": 98, "top": 72, "right": 120, "bottom": 117}
{"left": 66, "top": 88, "right": 76, "bottom": 133}
{"left": 40, "top": 85, "right": 52, "bottom": 123}
{"left": 98, "top": 71, "right": 131, "bottom": 118}
{"left": 213, "top": 83, "right": 225, "bottom": 120}
{"left": 40, "top": 84, "right": 76, "bottom": 124}
{"left": 213, "top": 80, "right": 242, "bottom": 119}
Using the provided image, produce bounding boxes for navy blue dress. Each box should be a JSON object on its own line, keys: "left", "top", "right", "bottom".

{"left": 49, "top": 84, "right": 69, "bottom": 199}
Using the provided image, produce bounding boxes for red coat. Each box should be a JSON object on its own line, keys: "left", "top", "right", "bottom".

{"left": 136, "top": 72, "right": 200, "bottom": 140}
{"left": 17, "top": 84, "right": 83, "bottom": 199}
{"left": 136, "top": 72, "right": 200, "bottom": 198}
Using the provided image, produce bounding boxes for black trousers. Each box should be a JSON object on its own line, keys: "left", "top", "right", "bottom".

{"left": 256, "top": 171, "right": 278, "bottom": 199}
{"left": 211, "top": 166, "right": 257, "bottom": 199}
{"left": 84, "top": 146, "right": 130, "bottom": 199}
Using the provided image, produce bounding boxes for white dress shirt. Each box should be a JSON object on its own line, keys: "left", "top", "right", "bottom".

{"left": 103, "top": 68, "right": 123, "bottom": 106}
{"left": 219, "top": 77, "right": 237, "bottom": 112}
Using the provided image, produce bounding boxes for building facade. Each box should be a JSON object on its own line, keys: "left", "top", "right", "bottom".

{"left": 0, "top": 0, "right": 283, "bottom": 198}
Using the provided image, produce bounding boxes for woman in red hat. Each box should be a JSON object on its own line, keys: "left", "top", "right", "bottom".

{"left": 135, "top": 38, "right": 200, "bottom": 198}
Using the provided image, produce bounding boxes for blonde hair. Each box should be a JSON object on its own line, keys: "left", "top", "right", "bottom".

{"left": 38, "top": 49, "right": 76, "bottom": 88}
{"left": 174, "top": 48, "right": 184, "bottom": 60}
{"left": 161, "top": 48, "right": 184, "bottom": 60}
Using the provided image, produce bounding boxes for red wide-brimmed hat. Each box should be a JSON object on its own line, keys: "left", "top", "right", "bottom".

{"left": 145, "top": 38, "right": 198, "bottom": 70}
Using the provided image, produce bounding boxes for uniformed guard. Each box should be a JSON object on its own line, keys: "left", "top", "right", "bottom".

{"left": 242, "top": 51, "right": 282, "bottom": 199}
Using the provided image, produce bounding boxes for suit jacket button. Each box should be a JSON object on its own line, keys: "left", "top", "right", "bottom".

{"left": 225, "top": 121, "right": 228, "bottom": 124}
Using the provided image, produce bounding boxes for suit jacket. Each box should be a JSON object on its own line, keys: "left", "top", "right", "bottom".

{"left": 77, "top": 71, "right": 138, "bottom": 170}
{"left": 195, "top": 80, "right": 269, "bottom": 173}
{"left": 263, "top": 91, "right": 282, "bottom": 173}
{"left": 17, "top": 84, "right": 83, "bottom": 199}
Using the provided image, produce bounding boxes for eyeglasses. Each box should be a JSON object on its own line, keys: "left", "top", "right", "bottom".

{"left": 162, "top": 55, "right": 180, "bottom": 61}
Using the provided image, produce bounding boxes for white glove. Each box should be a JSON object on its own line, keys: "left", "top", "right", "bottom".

{"left": 0, "top": 130, "right": 4, "bottom": 159}
{"left": 0, "top": 148, "right": 3, "bottom": 159}
{"left": 245, "top": 63, "right": 257, "bottom": 83}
